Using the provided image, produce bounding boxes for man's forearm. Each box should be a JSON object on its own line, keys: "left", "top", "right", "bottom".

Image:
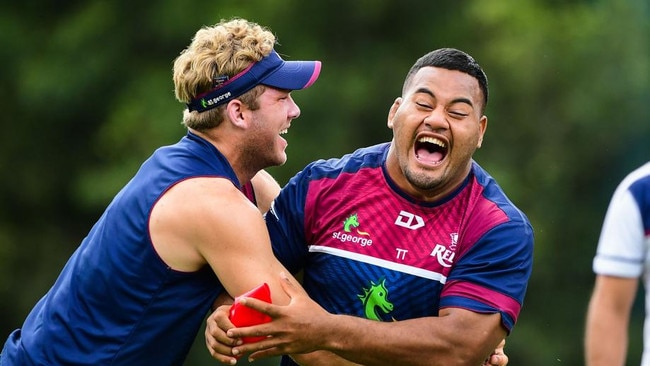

{"left": 317, "top": 313, "right": 503, "bottom": 366}
{"left": 291, "top": 351, "right": 362, "bottom": 366}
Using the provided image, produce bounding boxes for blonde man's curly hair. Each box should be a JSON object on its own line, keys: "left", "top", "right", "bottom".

{"left": 173, "top": 18, "right": 276, "bottom": 131}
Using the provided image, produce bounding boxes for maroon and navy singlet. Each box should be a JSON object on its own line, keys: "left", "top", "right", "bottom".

{"left": 1, "top": 132, "right": 243, "bottom": 365}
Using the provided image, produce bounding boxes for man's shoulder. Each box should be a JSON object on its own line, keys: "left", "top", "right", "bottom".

{"left": 304, "top": 142, "right": 389, "bottom": 176}
{"left": 621, "top": 162, "right": 650, "bottom": 191}
{"left": 469, "top": 162, "right": 532, "bottom": 228}
{"left": 158, "top": 176, "right": 251, "bottom": 218}
{"left": 620, "top": 162, "right": 650, "bottom": 218}
{"left": 607, "top": 162, "right": 650, "bottom": 212}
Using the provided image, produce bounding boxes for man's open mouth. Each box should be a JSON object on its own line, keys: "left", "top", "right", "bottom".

{"left": 415, "top": 136, "right": 447, "bottom": 164}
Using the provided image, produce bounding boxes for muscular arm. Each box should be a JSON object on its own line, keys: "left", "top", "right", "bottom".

{"left": 219, "top": 172, "right": 362, "bottom": 366}
{"left": 150, "top": 177, "right": 294, "bottom": 304}
{"left": 228, "top": 274, "right": 506, "bottom": 366}
{"left": 208, "top": 170, "right": 280, "bottom": 310}
{"left": 585, "top": 275, "right": 638, "bottom": 366}
{"left": 324, "top": 309, "right": 505, "bottom": 366}
{"left": 162, "top": 178, "right": 355, "bottom": 365}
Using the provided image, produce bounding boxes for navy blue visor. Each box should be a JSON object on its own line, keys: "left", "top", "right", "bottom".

{"left": 187, "top": 50, "right": 321, "bottom": 113}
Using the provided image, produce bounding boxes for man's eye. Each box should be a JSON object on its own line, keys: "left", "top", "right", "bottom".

{"left": 416, "top": 102, "right": 432, "bottom": 109}
{"left": 449, "top": 111, "right": 468, "bottom": 118}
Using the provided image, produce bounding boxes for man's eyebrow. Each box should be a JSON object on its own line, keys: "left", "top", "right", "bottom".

{"left": 414, "top": 87, "right": 434, "bottom": 97}
{"left": 414, "top": 87, "right": 474, "bottom": 108}
{"left": 451, "top": 97, "right": 474, "bottom": 108}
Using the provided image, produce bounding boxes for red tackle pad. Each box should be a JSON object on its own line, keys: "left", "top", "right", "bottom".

{"left": 228, "top": 283, "right": 272, "bottom": 343}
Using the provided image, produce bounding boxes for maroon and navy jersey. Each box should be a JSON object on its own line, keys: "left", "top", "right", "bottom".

{"left": 268, "top": 143, "right": 533, "bottom": 344}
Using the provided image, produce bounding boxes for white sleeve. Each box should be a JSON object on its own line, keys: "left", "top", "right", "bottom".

{"left": 592, "top": 186, "right": 645, "bottom": 278}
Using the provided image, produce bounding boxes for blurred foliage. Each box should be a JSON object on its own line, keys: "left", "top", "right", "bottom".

{"left": 0, "top": 0, "right": 648, "bottom": 365}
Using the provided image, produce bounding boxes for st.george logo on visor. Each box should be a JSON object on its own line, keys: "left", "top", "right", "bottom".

{"left": 394, "top": 210, "right": 424, "bottom": 230}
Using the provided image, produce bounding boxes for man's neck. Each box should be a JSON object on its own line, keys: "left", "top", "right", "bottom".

{"left": 188, "top": 128, "right": 257, "bottom": 186}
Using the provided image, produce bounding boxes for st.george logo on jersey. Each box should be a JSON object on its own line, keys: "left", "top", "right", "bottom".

{"left": 332, "top": 213, "right": 373, "bottom": 247}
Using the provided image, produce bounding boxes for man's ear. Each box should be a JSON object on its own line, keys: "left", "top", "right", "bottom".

{"left": 387, "top": 97, "right": 402, "bottom": 129}
{"left": 225, "top": 99, "right": 248, "bottom": 129}
{"left": 477, "top": 115, "right": 488, "bottom": 148}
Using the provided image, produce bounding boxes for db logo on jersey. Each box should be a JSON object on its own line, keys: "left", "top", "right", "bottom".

{"left": 430, "top": 244, "right": 455, "bottom": 268}
{"left": 394, "top": 210, "right": 424, "bottom": 230}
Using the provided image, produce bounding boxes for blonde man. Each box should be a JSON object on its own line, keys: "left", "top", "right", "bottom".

{"left": 0, "top": 18, "right": 320, "bottom": 365}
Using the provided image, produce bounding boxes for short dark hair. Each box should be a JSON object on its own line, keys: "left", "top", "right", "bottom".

{"left": 403, "top": 48, "right": 489, "bottom": 112}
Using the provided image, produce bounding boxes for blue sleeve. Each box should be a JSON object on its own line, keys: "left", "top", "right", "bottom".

{"left": 441, "top": 219, "right": 534, "bottom": 331}
{"left": 266, "top": 168, "right": 312, "bottom": 274}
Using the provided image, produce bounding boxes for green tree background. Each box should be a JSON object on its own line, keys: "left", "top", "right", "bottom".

{"left": 1, "top": 0, "right": 648, "bottom": 365}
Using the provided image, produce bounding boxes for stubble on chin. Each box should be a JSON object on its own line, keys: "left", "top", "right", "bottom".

{"left": 402, "top": 164, "right": 444, "bottom": 191}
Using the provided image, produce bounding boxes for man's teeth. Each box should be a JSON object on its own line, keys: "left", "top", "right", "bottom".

{"left": 418, "top": 136, "right": 445, "bottom": 148}
{"left": 280, "top": 129, "right": 288, "bottom": 135}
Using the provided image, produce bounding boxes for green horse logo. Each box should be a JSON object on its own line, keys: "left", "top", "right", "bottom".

{"left": 358, "top": 278, "right": 394, "bottom": 321}
{"left": 343, "top": 213, "right": 370, "bottom": 236}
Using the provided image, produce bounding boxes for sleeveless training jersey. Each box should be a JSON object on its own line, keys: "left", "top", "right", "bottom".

{"left": 1, "top": 132, "right": 241, "bottom": 365}
{"left": 267, "top": 143, "right": 534, "bottom": 365}
{"left": 592, "top": 162, "right": 650, "bottom": 365}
